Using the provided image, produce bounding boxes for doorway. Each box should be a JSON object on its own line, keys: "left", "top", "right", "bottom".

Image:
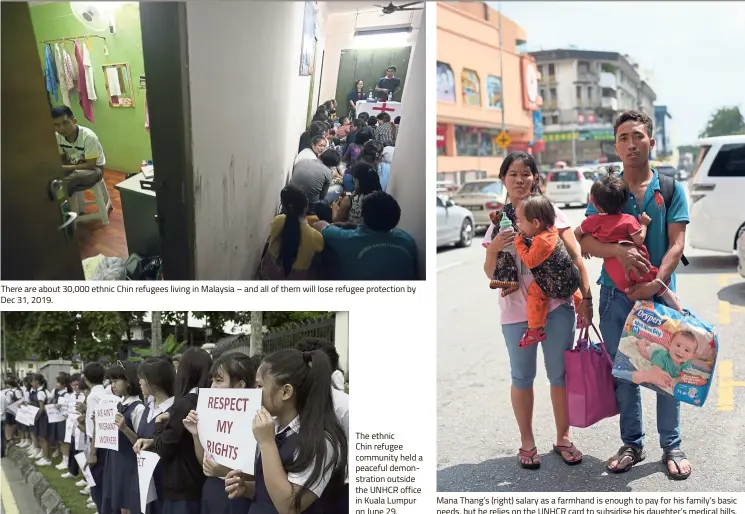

{"left": 334, "top": 46, "right": 411, "bottom": 119}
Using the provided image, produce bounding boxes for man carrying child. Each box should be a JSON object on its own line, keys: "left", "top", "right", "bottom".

{"left": 578, "top": 110, "right": 691, "bottom": 480}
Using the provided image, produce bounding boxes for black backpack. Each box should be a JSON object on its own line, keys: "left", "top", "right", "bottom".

{"left": 658, "top": 174, "right": 689, "bottom": 266}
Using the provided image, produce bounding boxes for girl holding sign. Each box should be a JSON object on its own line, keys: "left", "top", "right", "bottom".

{"left": 225, "top": 349, "right": 347, "bottom": 514}
{"left": 134, "top": 347, "right": 212, "bottom": 514}
{"left": 18, "top": 376, "right": 33, "bottom": 450}
{"left": 62, "top": 373, "right": 86, "bottom": 480}
{"left": 182, "top": 353, "right": 258, "bottom": 514}
{"left": 104, "top": 363, "right": 146, "bottom": 514}
{"left": 50, "top": 373, "right": 73, "bottom": 470}
{"left": 129, "top": 358, "right": 176, "bottom": 514}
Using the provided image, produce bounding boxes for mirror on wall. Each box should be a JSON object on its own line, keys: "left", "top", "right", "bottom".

{"left": 102, "top": 62, "right": 135, "bottom": 107}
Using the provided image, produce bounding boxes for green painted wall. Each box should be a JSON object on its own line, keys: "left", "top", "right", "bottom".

{"left": 30, "top": 2, "right": 151, "bottom": 174}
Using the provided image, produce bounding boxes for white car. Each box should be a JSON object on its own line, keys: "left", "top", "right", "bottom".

{"left": 544, "top": 168, "right": 594, "bottom": 207}
{"left": 450, "top": 179, "right": 507, "bottom": 230}
{"left": 437, "top": 195, "right": 475, "bottom": 248}
{"left": 738, "top": 228, "right": 745, "bottom": 278}
{"left": 687, "top": 135, "right": 745, "bottom": 258}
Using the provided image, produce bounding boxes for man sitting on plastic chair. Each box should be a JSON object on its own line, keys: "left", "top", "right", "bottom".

{"left": 51, "top": 105, "right": 106, "bottom": 206}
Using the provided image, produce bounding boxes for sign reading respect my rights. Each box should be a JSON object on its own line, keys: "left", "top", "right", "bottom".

{"left": 196, "top": 388, "right": 262, "bottom": 474}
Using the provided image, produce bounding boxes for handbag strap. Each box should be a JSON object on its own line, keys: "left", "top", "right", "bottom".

{"left": 586, "top": 323, "right": 614, "bottom": 367}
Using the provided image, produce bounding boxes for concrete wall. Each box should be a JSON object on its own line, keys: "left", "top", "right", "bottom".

{"left": 184, "top": 1, "right": 327, "bottom": 279}
{"left": 387, "top": 21, "right": 426, "bottom": 279}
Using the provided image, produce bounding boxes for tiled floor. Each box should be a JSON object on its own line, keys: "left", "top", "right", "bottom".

{"left": 75, "top": 169, "right": 129, "bottom": 260}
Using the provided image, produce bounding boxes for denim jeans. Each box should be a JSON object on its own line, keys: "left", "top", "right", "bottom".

{"left": 598, "top": 285, "right": 681, "bottom": 450}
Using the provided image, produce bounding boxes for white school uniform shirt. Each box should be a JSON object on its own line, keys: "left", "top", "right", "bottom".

{"left": 147, "top": 396, "right": 174, "bottom": 423}
{"left": 37, "top": 387, "right": 49, "bottom": 405}
{"left": 270, "top": 416, "right": 338, "bottom": 498}
{"left": 85, "top": 384, "right": 107, "bottom": 439}
{"left": 120, "top": 396, "right": 146, "bottom": 434}
{"left": 0, "top": 389, "right": 7, "bottom": 422}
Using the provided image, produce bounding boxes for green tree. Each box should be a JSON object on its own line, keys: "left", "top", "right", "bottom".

{"left": 699, "top": 106, "right": 745, "bottom": 138}
{"left": 2, "top": 312, "right": 34, "bottom": 369}
{"left": 75, "top": 312, "right": 136, "bottom": 362}
{"left": 130, "top": 334, "right": 185, "bottom": 361}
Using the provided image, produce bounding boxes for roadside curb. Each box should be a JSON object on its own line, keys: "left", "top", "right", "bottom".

{"left": 6, "top": 446, "right": 71, "bottom": 514}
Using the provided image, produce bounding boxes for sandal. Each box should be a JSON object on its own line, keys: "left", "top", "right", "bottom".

{"left": 553, "top": 443, "right": 583, "bottom": 465}
{"left": 606, "top": 445, "right": 646, "bottom": 474}
{"left": 662, "top": 449, "right": 691, "bottom": 480}
{"left": 519, "top": 328, "right": 546, "bottom": 348}
{"left": 518, "top": 447, "right": 540, "bottom": 470}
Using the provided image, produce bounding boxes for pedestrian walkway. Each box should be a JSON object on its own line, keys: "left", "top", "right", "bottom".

{"left": 1, "top": 458, "right": 44, "bottom": 514}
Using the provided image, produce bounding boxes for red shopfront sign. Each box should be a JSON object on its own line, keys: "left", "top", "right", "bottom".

{"left": 437, "top": 124, "right": 447, "bottom": 148}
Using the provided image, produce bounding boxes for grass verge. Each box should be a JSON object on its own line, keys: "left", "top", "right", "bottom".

{"left": 30, "top": 452, "right": 90, "bottom": 514}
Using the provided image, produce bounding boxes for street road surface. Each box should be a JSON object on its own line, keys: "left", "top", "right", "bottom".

{"left": 1, "top": 456, "right": 45, "bottom": 514}
{"left": 437, "top": 205, "right": 745, "bottom": 492}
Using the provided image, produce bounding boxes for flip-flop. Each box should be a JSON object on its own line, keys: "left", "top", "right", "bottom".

{"left": 553, "top": 443, "right": 583, "bottom": 465}
{"left": 606, "top": 445, "right": 646, "bottom": 474}
{"left": 518, "top": 447, "right": 540, "bottom": 470}
{"left": 662, "top": 449, "right": 691, "bottom": 480}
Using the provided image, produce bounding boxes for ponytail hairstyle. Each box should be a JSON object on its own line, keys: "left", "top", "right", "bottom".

{"left": 173, "top": 347, "right": 212, "bottom": 399}
{"left": 138, "top": 358, "right": 176, "bottom": 398}
{"left": 57, "top": 372, "right": 73, "bottom": 394}
{"left": 23, "top": 375, "right": 33, "bottom": 392}
{"left": 107, "top": 362, "right": 143, "bottom": 398}
{"left": 260, "top": 349, "right": 347, "bottom": 510}
{"left": 34, "top": 373, "right": 48, "bottom": 391}
{"left": 278, "top": 184, "right": 308, "bottom": 277}
{"left": 210, "top": 353, "right": 257, "bottom": 389}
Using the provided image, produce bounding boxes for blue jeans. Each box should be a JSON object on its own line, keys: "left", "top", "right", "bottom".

{"left": 598, "top": 285, "right": 681, "bottom": 450}
{"left": 502, "top": 302, "right": 576, "bottom": 389}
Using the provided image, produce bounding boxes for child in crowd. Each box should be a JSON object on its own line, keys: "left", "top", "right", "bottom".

{"left": 513, "top": 194, "right": 582, "bottom": 347}
{"left": 3, "top": 377, "right": 23, "bottom": 448}
{"left": 294, "top": 338, "right": 349, "bottom": 512}
{"left": 224, "top": 349, "right": 347, "bottom": 514}
{"left": 183, "top": 353, "right": 258, "bottom": 514}
{"left": 84, "top": 362, "right": 110, "bottom": 513}
{"left": 336, "top": 117, "right": 351, "bottom": 140}
{"left": 31, "top": 373, "right": 52, "bottom": 465}
{"left": 50, "top": 373, "right": 72, "bottom": 470}
{"left": 105, "top": 362, "right": 145, "bottom": 514}
{"left": 636, "top": 330, "right": 698, "bottom": 382}
{"left": 128, "top": 358, "right": 176, "bottom": 514}
{"left": 574, "top": 172, "right": 681, "bottom": 310}
{"left": 261, "top": 185, "right": 324, "bottom": 280}
{"left": 62, "top": 373, "right": 86, "bottom": 480}
{"left": 134, "top": 347, "right": 212, "bottom": 514}
{"left": 18, "top": 377, "right": 32, "bottom": 449}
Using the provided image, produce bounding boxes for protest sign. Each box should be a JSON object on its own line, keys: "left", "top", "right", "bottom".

{"left": 137, "top": 451, "right": 160, "bottom": 512}
{"left": 196, "top": 388, "right": 262, "bottom": 474}
{"left": 17, "top": 405, "right": 40, "bottom": 426}
{"left": 46, "top": 404, "right": 66, "bottom": 423}
{"left": 65, "top": 397, "right": 83, "bottom": 443}
{"left": 94, "top": 403, "right": 119, "bottom": 450}
{"left": 6, "top": 399, "right": 23, "bottom": 415}
{"left": 74, "top": 452, "right": 96, "bottom": 487}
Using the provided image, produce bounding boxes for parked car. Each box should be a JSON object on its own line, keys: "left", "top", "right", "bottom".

{"left": 687, "top": 135, "right": 745, "bottom": 256}
{"left": 436, "top": 180, "right": 459, "bottom": 199}
{"left": 544, "top": 168, "right": 593, "bottom": 207}
{"left": 738, "top": 227, "right": 745, "bottom": 278}
{"left": 437, "top": 195, "right": 475, "bottom": 248}
{"left": 450, "top": 179, "right": 506, "bottom": 231}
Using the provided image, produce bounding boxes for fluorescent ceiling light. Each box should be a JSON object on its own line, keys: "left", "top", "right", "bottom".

{"left": 354, "top": 27, "right": 412, "bottom": 49}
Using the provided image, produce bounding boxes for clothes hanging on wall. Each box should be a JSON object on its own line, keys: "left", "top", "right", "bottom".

{"left": 82, "top": 39, "right": 97, "bottom": 101}
{"left": 62, "top": 46, "right": 77, "bottom": 90}
{"left": 105, "top": 67, "right": 122, "bottom": 96}
{"left": 74, "top": 40, "right": 95, "bottom": 123}
{"left": 44, "top": 44, "right": 59, "bottom": 102}
{"left": 54, "top": 43, "right": 75, "bottom": 108}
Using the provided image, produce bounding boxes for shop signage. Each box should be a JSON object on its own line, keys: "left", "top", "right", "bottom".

{"left": 544, "top": 129, "right": 615, "bottom": 142}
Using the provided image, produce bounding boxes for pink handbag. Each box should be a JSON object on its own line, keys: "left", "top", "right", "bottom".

{"left": 565, "top": 324, "right": 619, "bottom": 428}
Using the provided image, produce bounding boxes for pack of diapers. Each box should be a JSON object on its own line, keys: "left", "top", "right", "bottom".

{"left": 612, "top": 300, "right": 718, "bottom": 406}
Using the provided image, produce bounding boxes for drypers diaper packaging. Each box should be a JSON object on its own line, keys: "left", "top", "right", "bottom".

{"left": 612, "top": 300, "right": 718, "bottom": 406}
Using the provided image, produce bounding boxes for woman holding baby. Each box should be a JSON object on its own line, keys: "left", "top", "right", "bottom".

{"left": 483, "top": 151, "right": 593, "bottom": 469}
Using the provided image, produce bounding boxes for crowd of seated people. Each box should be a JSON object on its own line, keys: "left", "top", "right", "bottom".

{"left": 257, "top": 100, "right": 416, "bottom": 280}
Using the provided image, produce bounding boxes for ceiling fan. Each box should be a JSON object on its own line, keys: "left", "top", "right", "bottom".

{"left": 374, "top": 2, "right": 423, "bottom": 15}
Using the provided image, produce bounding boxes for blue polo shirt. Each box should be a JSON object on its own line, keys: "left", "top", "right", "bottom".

{"left": 585, "top": 169, "right": 689, "bottom": 292}
{"left": 321, "top": 225, "right": 417, "bottom": 280}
